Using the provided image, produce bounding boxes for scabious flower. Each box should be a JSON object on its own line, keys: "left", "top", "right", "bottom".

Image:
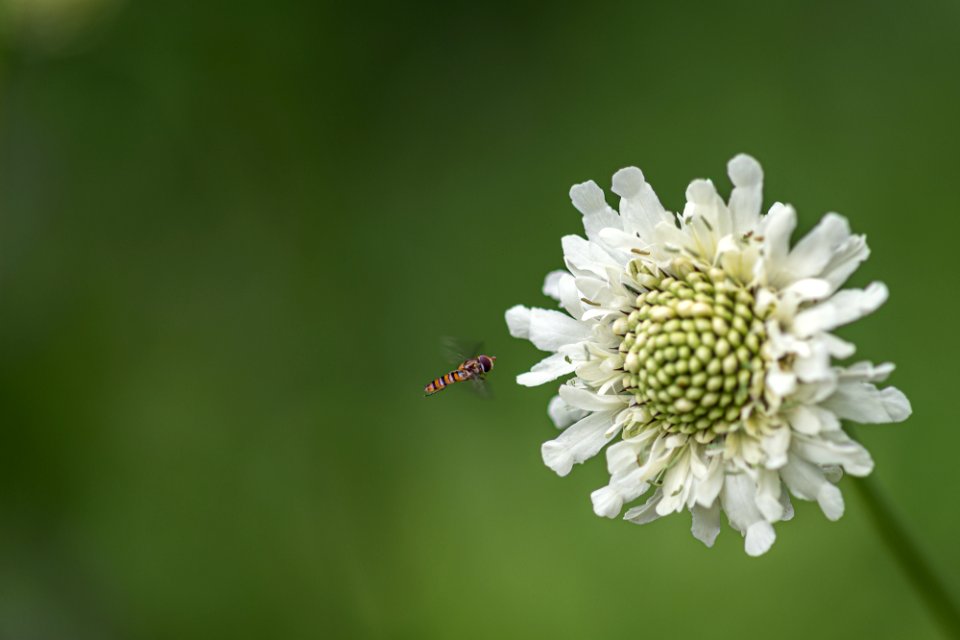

{"left": 506, "top": 155, "right": 911, "bottom": 555}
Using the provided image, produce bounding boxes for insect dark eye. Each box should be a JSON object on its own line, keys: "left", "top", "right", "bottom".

{"left": 478, "top": 355, "right": 492, "bottom": 372}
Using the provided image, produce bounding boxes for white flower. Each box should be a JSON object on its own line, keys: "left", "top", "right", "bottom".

{"left": 506, "top": 154, "right": 911, "bottom": 556}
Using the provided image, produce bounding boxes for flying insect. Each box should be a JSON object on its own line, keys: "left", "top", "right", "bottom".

{"left": 424, "top": 339, "right": 496, "bottom": 396}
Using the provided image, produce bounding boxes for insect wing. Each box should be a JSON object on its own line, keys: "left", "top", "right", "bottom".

{"left": 441, "top": 337, "right": 484, "bottom": 365}
{"left": 467, "top": 375, "right": 492, "bottom": 399}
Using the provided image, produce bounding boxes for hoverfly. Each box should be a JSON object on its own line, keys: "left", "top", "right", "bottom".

{"left": 424, "top": 338, "right": 497, "bottom": 397}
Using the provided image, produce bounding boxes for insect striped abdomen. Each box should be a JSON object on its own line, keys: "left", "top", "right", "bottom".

{"left": 425, "top": 369, "right": 465, "bottom": 395}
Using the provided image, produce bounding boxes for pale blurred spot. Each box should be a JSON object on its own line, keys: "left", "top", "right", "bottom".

{"left": 0, "top": 0, "right": 123, "bottom": 55}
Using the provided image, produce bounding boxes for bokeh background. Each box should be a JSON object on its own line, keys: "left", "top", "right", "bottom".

{"left": 0, "top": 0, "right": 958, "bottom": 638}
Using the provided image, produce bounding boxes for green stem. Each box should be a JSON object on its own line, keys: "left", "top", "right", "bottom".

{"left": 851, "top": 472, "right": 960, "bottom": 638}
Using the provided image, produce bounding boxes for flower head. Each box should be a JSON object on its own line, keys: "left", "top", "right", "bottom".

{"left": 506, "top": 155, "right": 911, "bottom": 555}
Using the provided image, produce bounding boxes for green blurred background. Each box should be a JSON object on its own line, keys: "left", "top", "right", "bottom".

{"left": 0, "top": 0, "right": 957, "bottom": 638}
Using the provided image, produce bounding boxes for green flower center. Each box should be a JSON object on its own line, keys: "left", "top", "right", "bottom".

{"left": 616, "top": 262, "right": 769, "bottom": 440}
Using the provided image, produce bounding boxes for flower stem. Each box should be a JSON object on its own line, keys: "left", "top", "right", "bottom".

{"left": 851, "top": 470, "right": 960, "bottom": 638}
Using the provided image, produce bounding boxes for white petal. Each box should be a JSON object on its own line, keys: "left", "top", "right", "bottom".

{"left": 505, "top": 305, "right": 592, "bottom": 353}
{"left": 726, "top": 154, "right": 764, "bottom": 234}
{"left": 766, "top": 320, "right": 811, "bottom": 359}
{"left": 517, "top": 352, "right": 576, "bottom": 387}
{"left": 541, "top": 411, "right": 617, "bottom": 477}
{"left": 542, "top": 270, "right": 567, "bottom": 301}
{"left": 838, "top": 361, "right": 895, "bottom": 383}
{"left": 604, "top": 438, "right": 642, "bottom": 474}
{"left": 680, "top": 179, "right": 727, "bottom": 257}
{"left": 575, "top": 275, "right": 612, "bottom": 302}
{"left": 656, "top": 450, "right": 692, "bottom": 515}
{"left": 694, "top": 455, "right": 724, "bottom": 507}
{"left": 782, "top": 278, "right": 832, "bottom": 303}
{"left": 786, "top": 405, "right": 839, "bottom": 435}
{"left": 547, "top": 395, "right": 587, "bottom": 429}
{"left": 792, "top": 282, "right": 888, "bottom": 338}
{"left": 766, "top": 367, "right": 797, "bottom": 398}
{"left": 797, "top": 377, "right": 840, "bottom": 405}
{"left": 557, "top": 273, "right": 584, "bottom": 320}
{"left": 559, "top": 384, "right": 630, "bottom": 412}
{"left": 690, "top": 501, "right": 721, "bottom": 547}
{"left": 721, "top": 471, "right": 778, "bottom": 555}
{"left": 721, "top": 473, "right": 766, "bottom": 536}
{"left": 755, "top": 288, "right": 778, "bottom": 317}
{"left": 653, "top": 220, "right": 698, "bottom": 258}
{"left": 597, "top": 226, "right": 644, "bottom": 252}
{"left": 569, "top": 180, "right": 607, "bottom": 215}
{"left": 787, "top": 405, "right": 819, "bottom": 435}
{"left": 624, "top": 488, "right": 664, "bottom": 524}
{"left": 792, "top": 339, "right": 833, "bottom": 383}
{"left": 590, "top": 485, "right": 623, "bottom": 518}
{"left": 561, "top": 235, "right": 620, "bottom": 278}
{"left": 745, "top": 522, "right": 776, "bottom": 557}
{"left": 791, "top": 432, "right": 874, "bottom": 476}
{"left": 633, "top": 436, "right": 677, "bottom": 485}
{"left": 821, "top": 234, "right": 870, "bottom": 292}
{"left": 755, "top": 468, "right": 784, "bottom": 521}
{"left": 505, "top": 304, "right": 531, "bottom": 340}
{"left": 716, "top": 235, "right": 760, "bottom": 284}
{"left": 758, "top": 202, "right": 797, "bottom": 284}
{"left": 591, "top": 471, "right": 650, "bottom": 518}
{"left": 780, "top": 491, "right": 795, "bottom": 521}
{"left": 781, "top": 456, "right": 823, "bottom": 498}
{"left": 821, "top": 333, "right": 856, "bottom": 359}
{"left": 584, "top": 213, "right": 624, "bottom": 244}
{"left": 817, "top": 483, "right": 845, "bottom": 521}
{"left": 611, "top": 167, "right": 671, "bottom": 238}
{"left": 575, "top": 353, "right": 625, "bottom": 391}
{"left": 568, "top": 181, "right": 623, "bottom": 243}
{"left": 781, "top": 213, "right": 852, "bottom": 280}
{"left": 761, "top": 426, "right": 790, "bottom": 470}
{"left": 780, "top": 455, "right": 845, "bottom": 521}
{"left": 822, "top": 381, "right": 911, "bottom": 423}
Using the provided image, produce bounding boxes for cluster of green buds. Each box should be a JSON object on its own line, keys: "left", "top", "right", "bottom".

{"left": 613, "top": 258, "right": 770, "bottom": 444}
